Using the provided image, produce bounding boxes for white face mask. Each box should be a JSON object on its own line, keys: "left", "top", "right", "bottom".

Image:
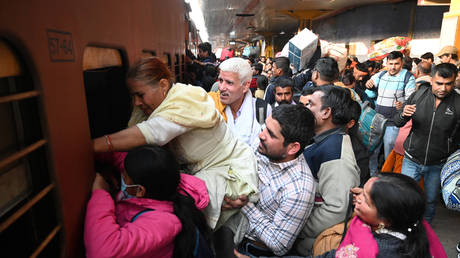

{"left": 119, "top": 176, "right": 140, "bottom": 201}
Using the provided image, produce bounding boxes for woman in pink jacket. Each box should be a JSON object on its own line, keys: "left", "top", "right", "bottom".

{"left": 84, "top": 146, "right": 211, "bottom": 258}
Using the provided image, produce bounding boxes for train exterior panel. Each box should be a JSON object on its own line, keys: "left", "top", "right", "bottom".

{"left": 0, "top": 0, "right": 187, "bottom": 256}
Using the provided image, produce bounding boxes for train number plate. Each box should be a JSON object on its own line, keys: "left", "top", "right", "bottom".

{"left": 47, "top": 29, "right": 75, "bottom": 62}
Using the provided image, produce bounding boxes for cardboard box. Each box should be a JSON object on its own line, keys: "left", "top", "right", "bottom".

{"left": 288, "top": 28, "right": 318, "bottom": 71}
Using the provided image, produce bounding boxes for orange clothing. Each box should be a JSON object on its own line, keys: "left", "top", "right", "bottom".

{"left": 382, "top": 150, "right": 424, "bottom": 190}
{"left": 381, "top": 150, "right": 404, "bottom": 173}
{"left": 208, "top": 91, "right": 227, "bottom": 122}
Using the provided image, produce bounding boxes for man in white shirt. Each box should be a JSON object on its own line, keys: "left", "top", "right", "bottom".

{"left": 209, "top": 57, "right": 271, "bottom": 148}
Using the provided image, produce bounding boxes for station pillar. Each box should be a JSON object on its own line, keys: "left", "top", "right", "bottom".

{"left": 439, "top": 0, "right": 460, "bottom": 50}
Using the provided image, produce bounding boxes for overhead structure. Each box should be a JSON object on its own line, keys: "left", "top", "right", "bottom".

{"left": 198, "top": 0, "right": 406, "bottom": 48}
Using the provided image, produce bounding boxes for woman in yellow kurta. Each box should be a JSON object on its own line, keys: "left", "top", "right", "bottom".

{"left": 93, "top": 57, "right": 258, "bottom": 229}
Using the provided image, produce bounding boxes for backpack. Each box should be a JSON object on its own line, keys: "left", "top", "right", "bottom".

{"left": 441, "top": 149, "right": 460, "bottom": 212}
{"left": 358, "top": 101, "right": 388, "bottom": 153}
{"left": 255, "top": 98, "right": 269, "bottom": 125}
{"left": 358, "top": 70, "right": 415, "bottom": 152}
{"left": 131, "top": 209, "right": 215, "bottom": 258}
{"left": 312, "top": 193, "right": 354, "bottom": 256}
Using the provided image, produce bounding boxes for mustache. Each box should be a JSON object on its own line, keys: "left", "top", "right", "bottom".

{"left": 278, "top": 100, "right": 291, "bottom": 105}
{"left": 259, "top": 139, "right": 267, "bottom": 149}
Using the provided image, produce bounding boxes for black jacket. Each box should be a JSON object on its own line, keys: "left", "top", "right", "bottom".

{"left": 394, "top": 86, "right": 460, "bottom": 165}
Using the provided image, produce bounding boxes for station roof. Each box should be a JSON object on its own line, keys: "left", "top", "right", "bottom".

{"left": 199, "top": 0, "right": 406, "bottom": 48}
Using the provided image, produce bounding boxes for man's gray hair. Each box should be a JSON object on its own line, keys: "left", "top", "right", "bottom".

{"left": 219, "top": 57, "right": 252, "bottom": 85}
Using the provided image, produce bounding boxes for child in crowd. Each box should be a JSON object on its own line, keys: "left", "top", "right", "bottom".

{"left": 84, "top": 146, "right": 212, "bottom": 258}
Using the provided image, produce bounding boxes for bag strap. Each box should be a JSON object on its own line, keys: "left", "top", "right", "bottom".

{"left": 340, "top": 192, "right": 354, "bottom": 244}
{"left": 403, "top": 70, "right": 412, "bottom": 87}
{"left": 255, "top": 98, "right": 268, "bottom": 125}
{"left": 376, "top": 70, "right": 412, "bottom": 96}
{"left": 401, "top": 70, "right": 413, "bottom": 98}
{"left": 130, "top": 208, "right": 155, "bottom": 222}
{"left": 376, "top": 70, "right": 387, "bottom": 88}
{"left": 378, "top": 70, "right": 387, "bottom": 80}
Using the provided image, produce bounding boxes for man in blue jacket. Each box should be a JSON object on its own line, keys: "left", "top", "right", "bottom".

{"left": 296, "top": 86, "right": 360, "bottom": 255}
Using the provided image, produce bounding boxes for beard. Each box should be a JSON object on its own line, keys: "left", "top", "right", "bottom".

{"left": 277, "top": 100, "right": 291, "bottom": 105}
{"left": 258, "top": 141, "right": 287, "bottom": 162}
{"left": 264, "top": 153, "right": 287, "bottom": 162}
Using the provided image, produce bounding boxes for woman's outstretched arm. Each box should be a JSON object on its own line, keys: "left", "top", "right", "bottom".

{"left": 93, "top": 126, "right": 146, "bottom": 152}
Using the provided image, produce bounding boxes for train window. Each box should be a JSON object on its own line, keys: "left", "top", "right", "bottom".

{"left": 0, "top": 39, "right": 62, "bottom": 256}
{"left": 83, "top": 46, "right": 122, "bottom": 70}
{"left": 82, "top": 46, "right": 131, "bottom": 138}
{"left": 181, "top": 54, "right": 185, "bottom": 79}
{"left": 141, "top": 49, "right": 156, "bottom": 59}
{"left": 163, "top": 52, "right": 172, "bottom": 70}
{"left": 174, "top": 53, "right": 180, "bottom": 82}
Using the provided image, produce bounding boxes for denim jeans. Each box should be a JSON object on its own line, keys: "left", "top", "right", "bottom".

{"left": 369, "top": 141, "right": 383, "bottom": 177}
{"left": 369, "top": 126, "right": 400, "bottom": 177}
{"left": 401, "top": 157, "right": 443, "bottom": 223}
{"left": 383, "top": 125, "right": 399, "bottom": 159}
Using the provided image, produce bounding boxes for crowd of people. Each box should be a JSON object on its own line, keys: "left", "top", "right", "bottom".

{"left": 83, "top": 40, "right": 459, "bottom": 258}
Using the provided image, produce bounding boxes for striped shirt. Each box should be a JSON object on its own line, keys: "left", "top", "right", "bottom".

{"left": 371, "top": 69, "right": 416, "bottom": 123}
{"left": 241, "top": 152, "right": 316, "bottom": 256}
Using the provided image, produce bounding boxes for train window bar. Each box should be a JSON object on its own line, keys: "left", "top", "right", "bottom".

{"left": 0, "top": 38, "right": 61, "bottom": 256}
{"left": 0, "top": 139, "right": 47, "bottom": 171}
{"left": 0, "top": 90, "right": 40, "bottom": 104}
{"left": 163, "top": 52, "right": 172, "bottom": 70}
{"left": 175, "top": 54, "right": 180, "bottom": 82}
{"left": 30, "top": 224, "right": 62, "bottom": 258}
{"left": 0, "top": 183, "right": 54, "bottom": 233}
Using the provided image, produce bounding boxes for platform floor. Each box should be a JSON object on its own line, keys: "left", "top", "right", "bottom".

{"left": 432, "top": 203, "right": 460, "bottom": 258}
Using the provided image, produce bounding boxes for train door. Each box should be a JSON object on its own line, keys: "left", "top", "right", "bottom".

{"left": 0, "top": 39, "right": 62, "bottom": 257}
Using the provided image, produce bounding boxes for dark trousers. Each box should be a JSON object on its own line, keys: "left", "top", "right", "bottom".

{"left": 237, "top": 237, "right": 275, "bottom": 257}
{"left": 213, "top": 226, "right": 236, "bottom": 258}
